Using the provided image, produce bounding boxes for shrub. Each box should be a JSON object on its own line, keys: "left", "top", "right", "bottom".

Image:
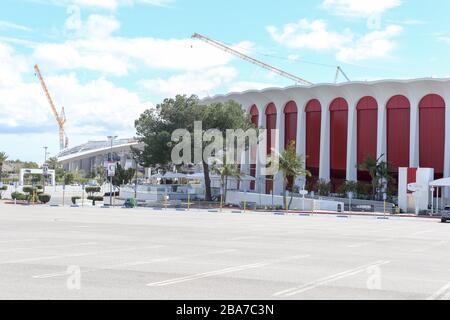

{"left": 337, "top": 180, "right": 358, "bottom": 198}
{"left": 85, "top": 186, "right": 101, "bottom": 194}
{"left": 87, "top": 196, "right": 104, "bottom": 202}
{"left": 317, "top": 179, "right": 331, "bottom": 196}
{"left": 22, "top": 186, "right": 34, "bottom": 194}
{"left": 11, "top": 192, "right": 27, "bottom": 201}
{"left": 71, "top": 196, "right": 81, "bottom": 205}
{"left": 0, "top": 185, "right": 7, "bottom": 200}
{"left": 38, "top": 194, "right": 51, "bottom": 204}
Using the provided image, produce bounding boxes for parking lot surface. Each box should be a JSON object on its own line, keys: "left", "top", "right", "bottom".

{"left": 0, "top": 203, "right": 449, "bottom": 300}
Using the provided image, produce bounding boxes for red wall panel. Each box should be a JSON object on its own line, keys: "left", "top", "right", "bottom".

{"left": 330, "top": 98, "right": 348, "bottom": 188}
{"left": 265, "top": 103, "right": 277, "bottom": 194}
{"left": 387, "top": 95, "right": 410, "bottom": 172}
{"left": 357, "top": 96, "right": 378, "bottom": 181}
{"left": 419, "top": 94, "right": 445, "bottom": 178}
{"left": 305, "top": 99, "right": 321, "bottom": 177}
{"left": 284, "top": 101, "right": 298, "bottom": 149}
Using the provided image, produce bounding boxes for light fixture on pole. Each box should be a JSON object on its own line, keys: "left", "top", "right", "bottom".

{"left": 107, "top": 135, "right": 118, "bottom": 206}
{"left": 43, "top": 146, "right": 49, "bottom": 193}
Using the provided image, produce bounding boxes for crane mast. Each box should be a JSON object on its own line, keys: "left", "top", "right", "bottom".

{"left": 191, "top": 33, "right": 313, "bottom": 86}
{"left": 34, "top": 64, "right": 68, "bottom": 151}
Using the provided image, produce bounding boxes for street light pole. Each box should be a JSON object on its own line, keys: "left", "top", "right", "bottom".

{"left": 43, "top": 146, "right": 49, "bottom": 193}
{"left": 107, "top": 136, "right": 117, "bottom": 206}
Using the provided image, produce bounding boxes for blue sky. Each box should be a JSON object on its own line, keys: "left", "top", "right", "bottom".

{"left": 0, "top": 0, "right": 449, "bottom": 162}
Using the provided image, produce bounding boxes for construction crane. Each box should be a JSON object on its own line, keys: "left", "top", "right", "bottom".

{"left": 191, "top": 33, "right": 313, "bottom": 86}
{"left": 34, "top": 64, "right": 68, "bottom": 151}
{"left": 334, "top": 66, "right": 351, "bottom": 83}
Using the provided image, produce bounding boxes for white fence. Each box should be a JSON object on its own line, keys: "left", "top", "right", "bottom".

{"left": 225, "top": 191, "right": 344, "bottom": 212}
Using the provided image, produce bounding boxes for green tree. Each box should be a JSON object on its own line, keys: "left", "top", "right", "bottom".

{"left": 64, "top": 173, "right": 74, "bottom": 185}
{"left": 134, "top": 95, "right": 253, "bottom": 201}
{"left": 0, "top": 152, "right": 8, "bottom": 181}
{"left": 212, "top": 163, "right": 243, "bottom": 204}
{"left": 47, "top": 156, "right": 65, "bottom": 183}
{"left": 358, "top": 154, "right": 380, "bottom": 199}
{"left": 268, "top": 141, "right": 311, "bottom": 210}
{"left": 357, "top": 154, "right": 394, "bottom": 200}
{"left": 112, "top": 163, "right": 136, "bottom": 188}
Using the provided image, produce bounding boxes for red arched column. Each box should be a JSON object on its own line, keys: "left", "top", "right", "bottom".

{"left": 387, "top": 95, "right": 410, "bottom": 178}
{"left": 249, "top": 105, "right": 259, "bottom": 190}
{"left": 265, "top": 103, "right": 277, "bottom": 194}
{"left": 419, "top": 94, "right": 445, "bottom": 179}
{"left": 357, "top": 96, "right": 378, "bottom": 181}
{"left": 284, "top": 101, "right": 298, "bottom": 149}
{"left": 305, "top": 100, "right": 321, "bottom": 184}
{"left": 330, "top": 97, "right": 348, "bottom": 192}
{"left": 284, "top": 101, "right": 298, "bottom": 190}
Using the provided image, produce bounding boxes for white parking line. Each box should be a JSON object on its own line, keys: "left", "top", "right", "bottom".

{"left": 2, "top": 244, "right": 164, "bottom": 265}
{"left": 273, "top": 260, "right": 390, "bottom": 297}
{"left": 146, "top": 255, "right": 309, "bottom": 287}
{"left": 32, "top": 249, "right": 238, "bottom": 279}
{"left": 427, "top": 280, "right": 450, "bottom": 300}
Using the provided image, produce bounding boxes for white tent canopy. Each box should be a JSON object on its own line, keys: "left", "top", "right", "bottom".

{"left": 430, "top": 178, "right": 450, "bottom": 187}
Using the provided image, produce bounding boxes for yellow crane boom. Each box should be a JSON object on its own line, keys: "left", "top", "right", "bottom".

{"left": 191, "top": 33, "right": 313, "bottom": 86}
{"left": 34, "top": 64, "right": 68, "bottom": 150}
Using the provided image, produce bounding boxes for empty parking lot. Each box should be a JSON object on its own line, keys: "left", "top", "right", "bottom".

{"left": 0, "top": 203, "right": 449, "bottom": 300}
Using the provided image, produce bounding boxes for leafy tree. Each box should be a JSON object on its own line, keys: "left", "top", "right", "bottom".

{"left": 0, "top": 152, "right": 8, "bottom": 181}
{"left": 268, "top": 141, "right": 311, "bottom": 209}
{"left": 134, "top": 95, "right": 253, "bottom": 201}
{"left": 47, "top": 156, "right": 65, "bottom": 182}
{"left": 64, "top": 173, "right": 74, "bottom": 185}
{"left": 112, "top": 163, "right": 136, "bottom": 188}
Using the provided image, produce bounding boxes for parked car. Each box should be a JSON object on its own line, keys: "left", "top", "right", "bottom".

{"left": 441, "top": 206, "right": 450, "bottom": 223}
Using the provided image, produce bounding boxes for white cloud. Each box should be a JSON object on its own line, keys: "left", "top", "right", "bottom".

{"left": 438, "top": 36, "right": 450, "bottom": 44}
{"left": 0, "top": 41, "right": 148, "bottom": 139}
{"left": 139, "top": 66, "right": 238, "bottom": 98}
{"left": 267, "top": 19, "right": 403, "bottom": 63}
{"left": 267, "top": 19, "right": 353, "bottom": 51}
{"left": 34, "top": 0, "right": 173, "bottom": 10}
{"left": 0, "top": 20, "right": 32, "bottom": 32}
{"left": 33, "top": 14, "right": 253, "bottom": 76}
{"left": 336, "top": 25, "right": 403, "bottom": 62}
{"left": 322, "top": 0, "right": 402, "bottom": 17}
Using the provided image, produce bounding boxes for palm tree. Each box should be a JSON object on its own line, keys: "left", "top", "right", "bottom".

{"left": 375, "top": 160, "right": 393, "bottom": 199}
{"left": 0, "top": 152, "right": 8, "bottom": 181}
{"left": 357, "top": 154, "right": 380, "bottom": 199}
{"left": 212, "top": 163, "right": 244, "bottom": 204}
{"left": 269, "top": 141, "right": 311, "bottom": 210}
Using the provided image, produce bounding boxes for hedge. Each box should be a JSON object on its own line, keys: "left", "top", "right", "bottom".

{"left": 87, "top": 196, "right": 104, "bottom": 201}
{"left": 11, "top": 192, "right": 27, "bottom": 201}
{"left": 38, "top": 194, "right": 51, "bottom": 204}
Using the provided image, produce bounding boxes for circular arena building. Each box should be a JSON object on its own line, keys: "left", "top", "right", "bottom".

{"left": 204, "top": 78, "right": 450, "bottom": 195}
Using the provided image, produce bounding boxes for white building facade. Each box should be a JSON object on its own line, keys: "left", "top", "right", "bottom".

{"left": 204, "top": 78, "right": 450, "bottom": 196}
